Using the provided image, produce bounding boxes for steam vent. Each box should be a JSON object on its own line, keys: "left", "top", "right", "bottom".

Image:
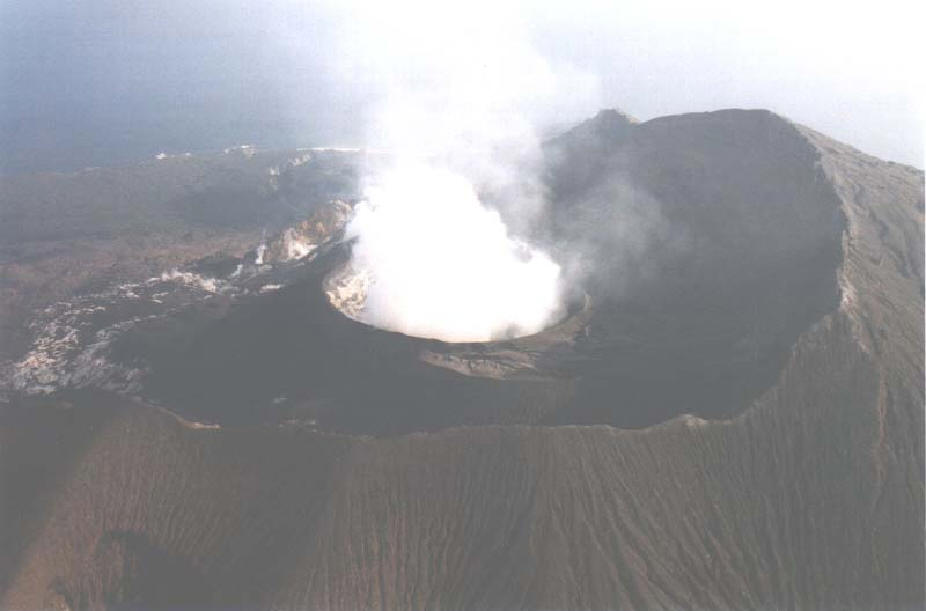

{"left": 324, "top": 258, "right": 577, "bottom": 342}
{"left": 1, "top": 109, "right": 923, "bottom": 610}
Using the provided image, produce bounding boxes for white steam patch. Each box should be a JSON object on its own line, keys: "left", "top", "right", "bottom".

{"left": 326, "top": 1, "right": 599, "bottom": 342}
{"left": 343, "top": 164, "right": 562, "bottom": 342}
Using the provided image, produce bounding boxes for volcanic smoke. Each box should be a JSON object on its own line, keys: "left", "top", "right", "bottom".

{"left": 340, "top": 163, "right": 562, "bottom": 342}
{"left": 327, "top": 1, "right": 599, "bottom": 342}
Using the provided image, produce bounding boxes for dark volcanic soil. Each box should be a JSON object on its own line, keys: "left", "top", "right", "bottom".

{"left": 0, "top": 110, "right": 923, "bottom": 610}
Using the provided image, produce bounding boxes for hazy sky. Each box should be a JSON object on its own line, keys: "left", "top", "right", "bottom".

{"left": 2, "top": 0, "right": 923, "bottom": 173}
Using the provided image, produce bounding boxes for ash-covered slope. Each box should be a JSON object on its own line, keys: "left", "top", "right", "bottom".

{"left": 1, "top": 109, "right": 923, "bottom": 610}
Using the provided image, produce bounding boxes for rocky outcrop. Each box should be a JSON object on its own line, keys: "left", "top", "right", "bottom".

{"left": 263, "top": 199, "right": 353, "bottom": 264}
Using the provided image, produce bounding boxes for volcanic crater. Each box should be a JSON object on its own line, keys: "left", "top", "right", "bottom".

{"left": 323, "top": 253, "right": 586, "bottom": 343}
{"left": 79, "top": 108, "right": 850, "bottom": 436}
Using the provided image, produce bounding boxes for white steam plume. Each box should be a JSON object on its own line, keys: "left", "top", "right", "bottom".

{"left": 329, "top": 1, "right": 600, "bottom": 342}
{"left": 345, "top": 163, "right": 561, "bottom": 342}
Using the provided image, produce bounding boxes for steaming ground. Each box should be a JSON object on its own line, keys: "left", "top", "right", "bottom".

{"left": 336, "top": 163, "right": 563, "bottom": 342}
